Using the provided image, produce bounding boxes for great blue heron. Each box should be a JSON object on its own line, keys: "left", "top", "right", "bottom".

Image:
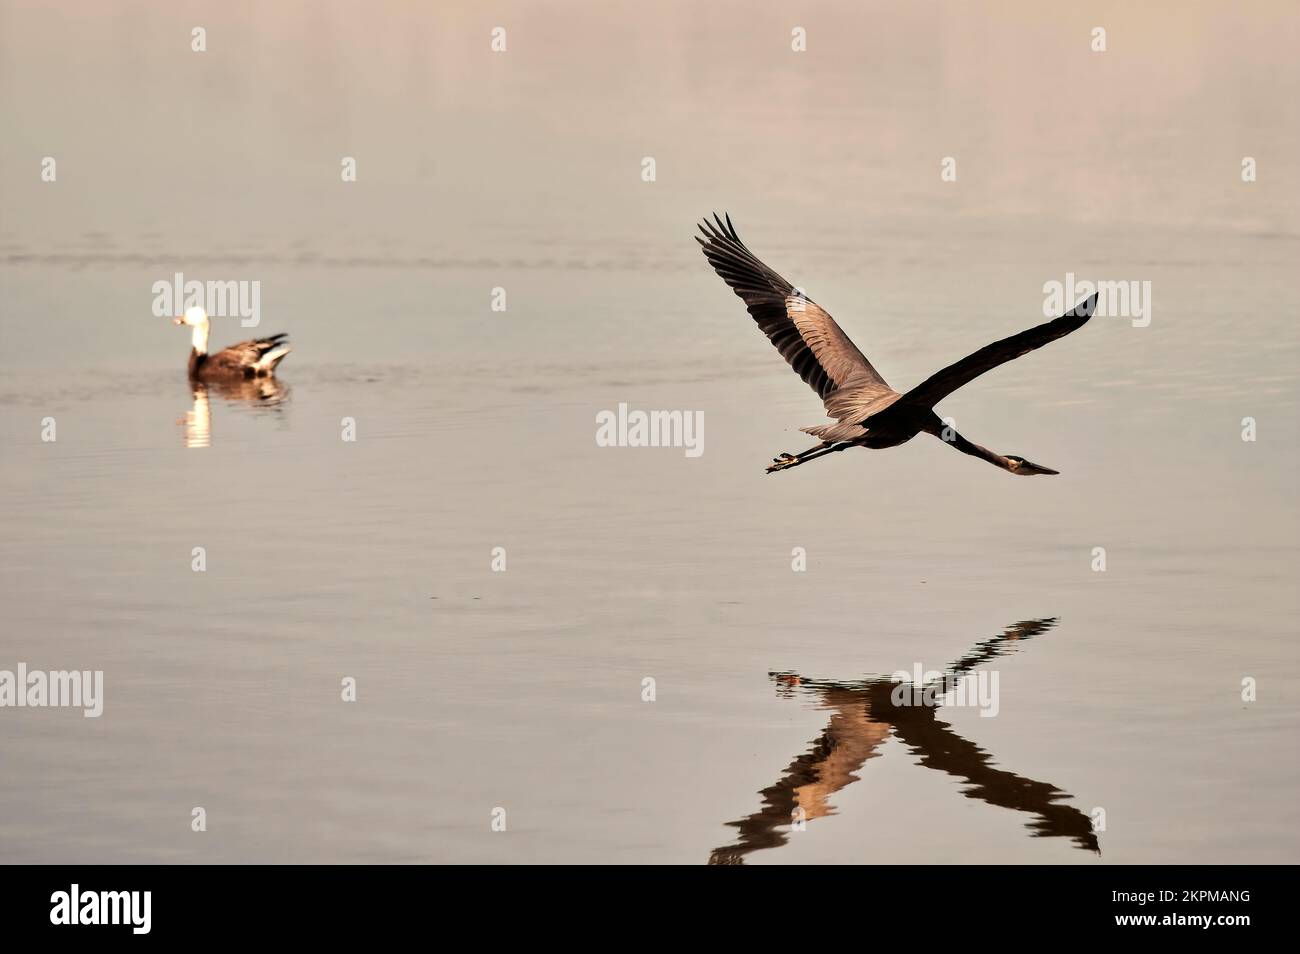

{"left": 696, "top": 214, "right": 1097, "bottom": 476}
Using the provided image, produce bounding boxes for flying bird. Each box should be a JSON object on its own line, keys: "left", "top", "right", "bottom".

{"left": 696, "top": 214, "right": 1096, "bottom": 476}
{"left": 172, "top": 306, "right": 292, "bottom": 382}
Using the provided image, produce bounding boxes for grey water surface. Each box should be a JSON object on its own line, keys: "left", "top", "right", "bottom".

{"left": 1, "top": 1, "right": 1297, "bottom": 863}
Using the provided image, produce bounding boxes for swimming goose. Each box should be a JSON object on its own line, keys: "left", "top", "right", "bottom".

{"left": 172, "top": 306, "right": 292, "bottom": 381}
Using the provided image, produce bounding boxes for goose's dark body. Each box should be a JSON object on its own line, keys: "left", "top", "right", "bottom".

{"left": 173, "top": 306, "right": 292, "bottom": 382}
{"left": 188, "top": 334, "right": 290, "bottom": 381}
{"left": 696, "top": 213, "right": 1096, "bottom": 476}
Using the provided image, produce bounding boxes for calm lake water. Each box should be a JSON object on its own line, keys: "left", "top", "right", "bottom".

{"left": 1, "top": 1, "right": 1297, "bottom": 863}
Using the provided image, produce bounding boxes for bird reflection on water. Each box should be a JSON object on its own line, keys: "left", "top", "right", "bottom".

{"left": 710, "top": 619, "right": 1099, "bottom": 864}
{"left": 180, "top": 377, "right": 289, "bottom": 449}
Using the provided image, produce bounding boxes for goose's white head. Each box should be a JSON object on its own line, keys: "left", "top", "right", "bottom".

{"left": 173, "top": 305, "right": 209, "bottom": 327}
{"left": 173, "top": 306, "right": 211, "bottom": 353}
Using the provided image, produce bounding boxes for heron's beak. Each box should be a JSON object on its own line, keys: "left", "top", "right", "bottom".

{"left": 172, "top": 316, "right": 185, "bottom": 325}
{"left": 1024, "top": 461, "right": 1059, "bottom": 476}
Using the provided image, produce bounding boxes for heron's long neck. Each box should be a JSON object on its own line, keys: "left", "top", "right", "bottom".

{"left": 935, "top": 426, "right": 1013, "bottom": 472}
{"left": 191, "top": 321, "right": 210, "bottom": 355}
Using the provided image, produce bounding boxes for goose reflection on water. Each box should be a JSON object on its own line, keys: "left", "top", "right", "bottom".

{"left": 180, "top": 377, "right": 289, "bottom": 448}
{"left": 710, "top": 619, "right": 1099, "bottom": 864}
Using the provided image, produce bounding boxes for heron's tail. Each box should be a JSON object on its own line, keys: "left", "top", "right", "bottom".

{"left": 800, "top": 422, "right": 867, "bottom": 442}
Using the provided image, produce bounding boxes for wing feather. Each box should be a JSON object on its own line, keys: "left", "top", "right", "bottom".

{"left": 897, "top": 295, "right": 1097, "bottom": 411}
{"left": 206, "top": 333, "right": 291, "bottom": 373}
{"left": 697, "top": 214, "right": 893, "bottom": 411}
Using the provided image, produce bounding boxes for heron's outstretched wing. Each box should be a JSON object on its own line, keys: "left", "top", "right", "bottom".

{"left": 696, "top": 214, "right": 895, "bottom": 415}
{"left": 895, "top": 294, "right": 1097, "bottom": 412}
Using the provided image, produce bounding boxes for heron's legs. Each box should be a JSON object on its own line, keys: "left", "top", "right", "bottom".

{"left": 766, "top": 441, "right": 851, "bottom": 473}
{"left": 772, "top": 440, "right": 830, "bottom": 463}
